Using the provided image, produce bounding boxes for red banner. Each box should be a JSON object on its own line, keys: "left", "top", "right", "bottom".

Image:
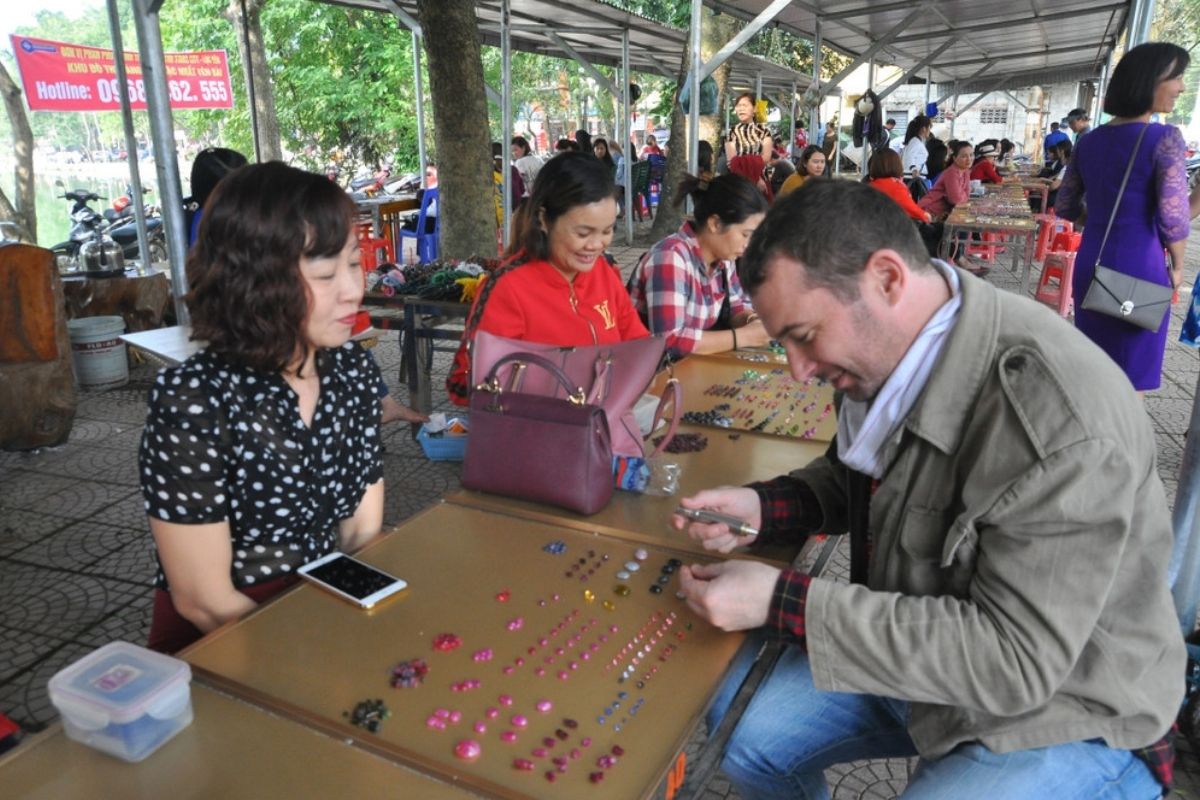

{"left": 10, "top": 34, "right": 234, "bottom": 112}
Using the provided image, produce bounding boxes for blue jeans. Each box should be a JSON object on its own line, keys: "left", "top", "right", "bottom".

{"left": 709, "top": 641, "right": 1163, "bottom": 800}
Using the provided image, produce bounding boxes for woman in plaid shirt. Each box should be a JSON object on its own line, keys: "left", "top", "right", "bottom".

{"left": 630, "top": 173, "right": 771, "bottom": 359}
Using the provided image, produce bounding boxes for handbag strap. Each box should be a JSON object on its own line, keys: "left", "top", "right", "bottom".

{"left": 482, "top": 352, "right": 586, "bottom": 402}
{"left": 646, "top": 378, "right": 683, "bottom": 458}
{"left": 1094, "top": 123, "right": 1149, "bottom": 268}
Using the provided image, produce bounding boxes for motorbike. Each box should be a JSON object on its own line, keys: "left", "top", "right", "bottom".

{"left": 50, "top": 188, "right": 168, "bottom": 274}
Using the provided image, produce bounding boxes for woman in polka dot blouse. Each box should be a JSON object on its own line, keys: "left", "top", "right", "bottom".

{"left": 139, "top": 162, "right": 386, "bottom": 653}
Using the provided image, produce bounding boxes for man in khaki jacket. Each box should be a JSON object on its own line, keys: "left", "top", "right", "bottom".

{"left": 676, "top": 180, "right": 1184, "bottom": 799}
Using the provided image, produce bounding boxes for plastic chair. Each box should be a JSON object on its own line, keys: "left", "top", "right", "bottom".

{"left": 1035, "top": 250, "right": 1077, "bottom": 317}
{"left": 1051, "top": 231, "right": 1082, "bottom": 253}
{"left": 630, "top": 161, "right": 653, "bottom": 221}
{"left": 1034, "top": 213, "right": 1072, "bottom": 261}
{"left": 399, "top": 188, "right": 439, "bottom": 264}
{"left": 966, "top": 231, "right": 1003, "bottom": 262}
{"left": 355, "top": 221, "right": 395, "bottom": 272}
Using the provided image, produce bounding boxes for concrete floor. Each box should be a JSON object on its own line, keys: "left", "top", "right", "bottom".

{"left": 2, "top": 214, "right": 1200, "bottom": 797}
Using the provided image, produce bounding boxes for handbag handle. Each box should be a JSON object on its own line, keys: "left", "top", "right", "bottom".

{"left": 646, "top": 378, "right": 683, "bottom": 458}
{"left": 480, "top": 352, "right": 586, "bottom": 404}
{"left": 1094, "top": 123, "right": 1150, "bottom": 270}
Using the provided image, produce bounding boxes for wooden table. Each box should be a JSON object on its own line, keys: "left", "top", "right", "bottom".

{"left": 355, "top": 194, "right": 419, "bottom": 240}
{"left": 0, "top": 683, "right": 472, "bottom": 799}
{"left": 62, "top": 272, "right": 172, "bottom": 333}
{"left": 184, "top": 503, "right": 746, "bottom": 799}
{"left": 120, "top": 324, "right": 200, "bottom": 366}
{"left": 942, "top": 189, "right": 1039, "bottom": 291}
{"left": 449, "top": 420, "right": 823, "bottom": 563}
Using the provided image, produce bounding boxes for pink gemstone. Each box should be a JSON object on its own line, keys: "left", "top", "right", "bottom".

{"left": 454, "top": 739, "right": 482, "bottom": 761}
{"left": 538, "top": 637, "right": 549, "bottom": 647}
{"left": 449, "top": 710, "right": 462, "bottom": 724}
{"left": 609, "top": 625, "right": 619, "bottom": 633}
{"left": 506, "top": 617, "right": 524, "bottom": 631}
{"left": 552, "top": 756, "right": 568, "bottom": 767}
{"left": 534, "top": 667, "right": 546, "bottom": 677}
{"left": 485, "top": 706, "right": 500, "bottom": 719}
{"left": 544, "top": 770, "right": 557, "bottom": 782}
{"left": 515, "top": 657, "right": 525, "bottom": 666}
{"left": 569, "top": 661, "right": 579, "bottom": 670}
{"left": 434, "top": 708, "right": 451, "bottom": 719}
{"left": 426, "top": 716, "right": 446, "bottom": 730}
{"left": 531, "top": 746, "right": 548, "bottom": 758}
{"left": 552, "top": 593, "right": 561, "bottom": 601}
{"left": 473, "top": 721, "right": 487, "bottom": 734}
{"left": 499, "top": 694, "right": 514, "bottom": 706}
{"left": 581, "top": 652, "right": 591, "bottom": 661}
{"left": 511, "top": 714, "right": 529, "bottom": 728}
{"left": 513, "top": 758, "right": 535, "bottom": 771}
{"left": 580, "top": 737, "right": 593, "bottom": 747}
{"left": 557, "top": 670, "right": 569, "bottom": 681}
{"left": 543, "top": 655, "right": 554, "bottom": 665}
{"left": 570, "top": 748, "right": 582, "bottom": 760}
{"left": 554, "top": 646, "right": 565, "bottom": 656}
{"left": 535, "top": 699, "right": 553, "bottom": 713}
{"left": 502, "top": 665, "right": 515, "bottom": 675}
{"left": 542, "top": 736, "right": 557, "bottom": 748}
{"left": 500, "top": 730, "right": 518, "bottom": 743}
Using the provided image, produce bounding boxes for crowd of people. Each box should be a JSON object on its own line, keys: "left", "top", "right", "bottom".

{"left": 140, "top": 40, "right": 1199, "bottom": 799}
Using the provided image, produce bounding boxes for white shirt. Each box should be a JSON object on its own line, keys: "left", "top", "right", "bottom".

{"left": 901, "top": 138, "right": 929, "bottom": 177}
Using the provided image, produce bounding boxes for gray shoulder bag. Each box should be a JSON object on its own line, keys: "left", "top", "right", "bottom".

{"left": 1079, "top": 124, "right": 1174, "bottom": 331}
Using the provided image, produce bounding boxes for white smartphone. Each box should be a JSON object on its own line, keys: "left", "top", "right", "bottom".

{"left": 298, "top": 552, "right": 408, "bottom": 609}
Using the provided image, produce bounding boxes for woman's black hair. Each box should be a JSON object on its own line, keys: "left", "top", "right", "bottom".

{"left": 698, "top": 140, "right": 714, "bottom": 174}
{"left": 507, "top": 151, "right": 615, "bottom": 260}
{"left": 186, "top": 161, "right": 356, "bottom": 375}
{"left": 674, "top": 173, "right": 766, "bottom": 231}
{"left": 926, "top": 138, "right": 948, "bottom": 180}
{"left": 800, "top": 145, "right": 825, "bottom": 176}
{"left": 999, "top": 138, "right": 1015, "bottom": 157}
{"left": 190, "top": 147, "right": 249, "bottom": 208}
{"left": 575, "top": 129, "right": 593, "bottom": 153}
{"left": 593, "top": 137, "right": 616, "bottom": 169}
{"left": 734, "top": 92, "right": 757, "bottom": 107}
{"left": 903, "top": 115, "right": 931, "bottom": 145}
{"left": 511, "top": 136, "right": 532, "bottom": 157}
{"left": 1104, "top": 42, "right": 1190, "bottom": 118}
{"left": 1054, "top": 139, "right": 1074, "bottom": 161}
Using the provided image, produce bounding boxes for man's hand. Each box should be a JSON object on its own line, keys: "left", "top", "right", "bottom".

{"left": 672, "top": 487, "right": 762, "bottom": 553}
{"left": 678, "top": 561, "right": 779, "bottom": 631}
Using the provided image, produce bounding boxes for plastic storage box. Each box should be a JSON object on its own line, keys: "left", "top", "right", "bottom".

{"left": 417, "top": 418, "right": 468, "bottom": 461}
{"left": 48, "top": 641, "right": 193, "bottom": 762}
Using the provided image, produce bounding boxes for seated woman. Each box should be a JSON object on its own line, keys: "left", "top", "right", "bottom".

{"left": 140, "top": 162, "right": 385, "bottom": 653}
{"left": 777, "top": 145, "right": 827, "bottom": 197}
{"left": 593, "top": 137, "right": 618, "bottom": 177}
{"left": 920, "top": 141, "right": 978, "bottom": 270}
{"left": 448, "top": 151, "right": 648, "bottom": 402}
{"left": 970, "top": 142, "right": 1004, "bottom": 184}
{"left": 868, "top": 149, "right": 941, "bottom": 257}
{"left": 1030, "top": 139, "right": 1072, "bottom": 213}
{"left": 629, "top": 173, "right": 771, "bottom": 360}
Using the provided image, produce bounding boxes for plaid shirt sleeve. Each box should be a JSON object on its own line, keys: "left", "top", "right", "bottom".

{"left": 766, "top": 567, "right": 812, "bottom": 645}
{"left": 635, "top": 238, "right": 704, "bottom": 356}
{"left": 1132, "top": 724, "right": 1175, "bottom": 795}
{"left": 747, "top": 475, "right": 825, "bottom": 546}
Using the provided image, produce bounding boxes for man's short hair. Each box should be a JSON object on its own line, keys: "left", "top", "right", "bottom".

{"left": 1066, "top": 108, "right": 1089, "bottom": 123}
{"left": 1050, "top": 122, "right": 1060, "bottom": 130}
{"left": 739, "top": 179, "right": 932, "bottom": 300}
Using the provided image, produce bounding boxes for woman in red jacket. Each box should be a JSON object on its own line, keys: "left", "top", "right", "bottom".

{"left": 448, "top": 152, "right": 648, "bottom": 403}
{"left": 969, "top": 142, "right": 1004, "bottom": 184}
{"left": 867, "top": 149, "right": 931, "bottom": 222}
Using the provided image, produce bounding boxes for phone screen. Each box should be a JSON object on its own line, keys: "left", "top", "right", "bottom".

{"left": 304, "top": 556, "right": 399, "bottom": 601}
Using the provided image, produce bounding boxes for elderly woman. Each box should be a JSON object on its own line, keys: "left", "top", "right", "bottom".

{"left": 630, "top": 173, "right": 770, "bottom": 359}
{"left": 141, "top": 163, "right": 385, "bottom": 653}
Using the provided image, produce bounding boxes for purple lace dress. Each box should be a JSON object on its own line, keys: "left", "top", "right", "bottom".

{"left": 1055, "top": 123, "right": 1190, "bottom": 390}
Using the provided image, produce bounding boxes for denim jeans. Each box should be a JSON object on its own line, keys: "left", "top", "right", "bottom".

{"left": 709, "top": 641, "right": 1163, "bottom": 800}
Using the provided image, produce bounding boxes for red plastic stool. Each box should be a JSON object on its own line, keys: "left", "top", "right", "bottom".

{"left": 966, "top": 231, "right": 1003, "bottom": 262}
{"left": 1050, "top": 231, "right": 1082, "bottom": 253}
{"left": 355, "top": 222, "right": 396, "bottom": 271}
{"left": 1034, "top": 251, "right": 1077, "bottom": 318}
{"left": 1035, "top": 215, "right": 1073, "bottom": 261}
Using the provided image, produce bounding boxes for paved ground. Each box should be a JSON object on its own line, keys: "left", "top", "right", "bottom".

{"left": 2, "top": 213, "right": 1200, "bottom": 797}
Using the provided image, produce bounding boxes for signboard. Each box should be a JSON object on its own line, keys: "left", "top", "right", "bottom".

{"left": 10, "top": 34, "right": 234, "bottom": 112}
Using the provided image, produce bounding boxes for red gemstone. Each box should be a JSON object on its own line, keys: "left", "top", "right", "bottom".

{"left": 513, "top": 758, "right": 535, "bottom": 771}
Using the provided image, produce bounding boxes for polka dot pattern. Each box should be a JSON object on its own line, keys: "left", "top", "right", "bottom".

{"left": 139, "top": 342, "right": 385, "bottom": 589}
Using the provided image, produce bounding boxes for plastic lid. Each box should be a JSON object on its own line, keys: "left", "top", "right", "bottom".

{"left": 48, "top": 641, "right": 191, "bottom": 728}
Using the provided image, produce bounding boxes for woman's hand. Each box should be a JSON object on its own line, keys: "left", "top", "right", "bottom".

{"left": 150, "top": 518, "right": 258, "bottom": 633}
{"left": 735, "top": 318, "right": 772, "bottom": 348}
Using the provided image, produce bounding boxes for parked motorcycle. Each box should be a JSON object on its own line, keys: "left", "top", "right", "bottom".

{"left": 50, "top": 189, "right": 167, "bottom": 275}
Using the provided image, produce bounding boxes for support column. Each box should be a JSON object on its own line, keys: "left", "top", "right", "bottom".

{"left": 500, "top": 0, "right": 512, "bottom": 250}
{"left": 788, "top": 80, "right": 797, "bottom": 158}
{"left": 622, "top": 27, "right": 633, "bottom": 244}
{"left": 809, "top": 18, "right": 821, "bottom": 143}
{"left": 689, "top": 0, "right": 701, "bottom": 177}
{"left": 131, "top": 0, "right": 189, "bottom": 321}
{"left": 861, "top": 58, "right": 873, "bottom": 179}
{"left": 412, "top": 32, "right": 427, "bottom": 189}
{"left": 105, "top": 0, "right": 150, "bottom": 271}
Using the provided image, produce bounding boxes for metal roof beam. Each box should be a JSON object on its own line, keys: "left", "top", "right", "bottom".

{"left": 382, "top": 0, "right": 421, "bottom": 35}
{"left": 937, "top": 43, "right": 1101, "bottom": 69}
{"left": 875, "top": 38, "right": 954, "bottom": 101}
{"left": 1002, "top": 90, "right": 1029, "bottom": 111}
{"left": 889, "top": 2, "right": 1126, "bottom": 43}
{"left": 934, "top": 60, "right": 995, "bottom": 104}
{"left": 545, "top": 30, "right": 619, "bottom": 96}
{"left": 954, "top": 75, "right": 1012, "bottom": 115}
{"left": 821, "top": 0, "right": 926, "bottom": 20}
{"left": 700, "top": 0, "right": 794, "bottom": 82}
{"left": 815, "top": 3, "right": 931, "bottom": 100}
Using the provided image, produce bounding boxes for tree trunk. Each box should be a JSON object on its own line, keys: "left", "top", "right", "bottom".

{"left": 416, "top": 0, "right": 499, "bottom": 259}
{"left": 0, "top": 60, "right": 36, "bottom": 243}
{"left": 650, "top": 13, "right": 736, "bottom": 240}
{"left": 698, "top": 13, "right": 736, "bottom": 163}
{"left": 225, "top": 0, "right": 283, "bottom": 162}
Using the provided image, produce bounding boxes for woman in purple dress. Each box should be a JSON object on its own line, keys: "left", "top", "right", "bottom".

{"left": 1056, "top": 42, "right": 1191, "bottom": 392}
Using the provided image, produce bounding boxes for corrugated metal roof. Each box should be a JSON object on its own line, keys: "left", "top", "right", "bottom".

{"left": 318, "top": 0, "right": 813, "bottom": 95}
{"left": 706, "top": 0, "right": 1127, "bottom": 89}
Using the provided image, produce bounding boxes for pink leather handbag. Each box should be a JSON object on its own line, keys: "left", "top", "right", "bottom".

{"left": 471, "top": 330, "right": 681, "bottom": 458}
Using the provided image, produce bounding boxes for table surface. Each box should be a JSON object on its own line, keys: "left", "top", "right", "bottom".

{"left": 0, "top": 683, "right": 473, "bottom": 799}
{"left": 120, "top": 324, "right": 200, "bottom": 366}
{"left": 448, "top": 420, "right": 822, "bottom": 563}
{"left": 184, "top": 502, "right": 746, "bottom": 800}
